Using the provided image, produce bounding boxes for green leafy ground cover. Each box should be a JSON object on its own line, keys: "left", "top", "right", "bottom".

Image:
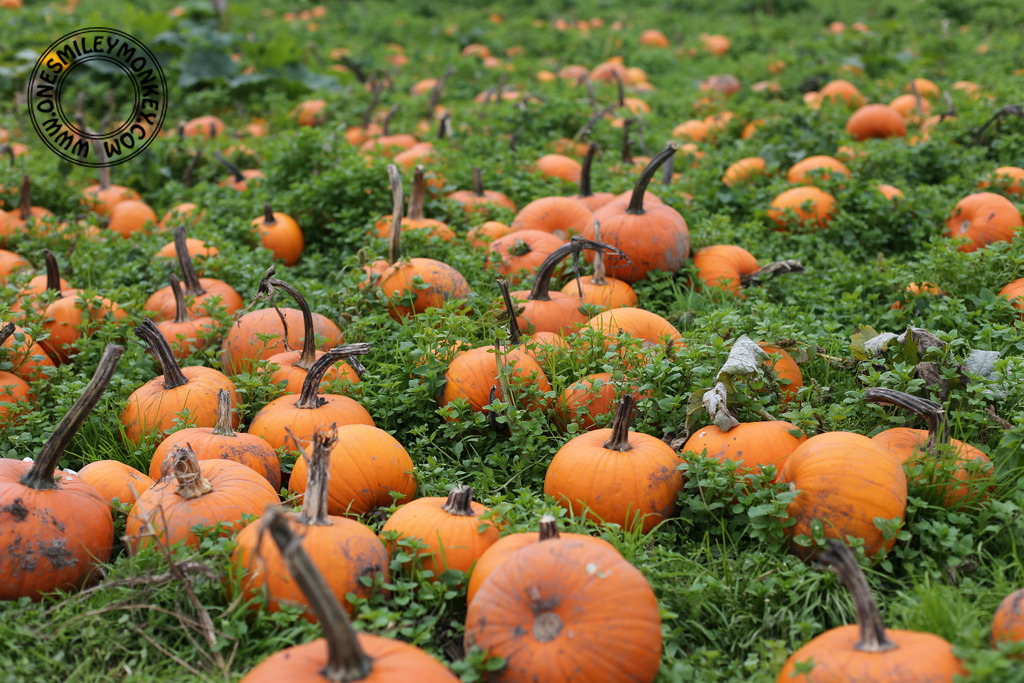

{"left": 1, "top": 0, "right": 1023, "bottom": 680}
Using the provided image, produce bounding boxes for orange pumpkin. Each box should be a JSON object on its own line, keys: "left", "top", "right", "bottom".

{"left": 778, "top": 431, "right": 907, "bottom": 559}
{"left": 155, "top": 273, "right": 215, "bottom": 362}
{"left": 76, "top": 460, "right": 154, "bottom": 506}
{"left": 252, "top": 203, "right": 304, "bottom": 266}
{"left": 544, "top": 394, "right": 684, "bottom": 532}
{"left": 778, "top": 540, "right": 967, "bottom": 681}
{"left": 535, "top": 153, "right": 582, "bottom": 183}
{"left": 465, "top": 524, "right": 662, "bottom": 682}
{"left": 233, "top": 426, "right": 389, "bottom": 621}
{"left": 722, "top": 157, "right": 767, "bottom": 186}
{"left": 978, "top": 166, "right": 1024, "bottom": 197}
{"left": 485, "top": 229, "right": 566, "bottom": 284}
{"left": 991, "top": 589, "right": 1024, "bottom": 650}
{"left": 559, "top": 221, "right": 638, "bottom": 310}
{"left": 380, "top": 485, "right": 500, "bottom": 577}
{"left": 0, "top": 320, "right": 55, "bottom": 383}
{"left": 693, "top": 245, "right": 760, "bottom": 295}
{"left": 820, "top": 79, "right": 866, "bottom": 107}
{"left": 846, "top": 104, "right": 907, "bottom": 140}
{"left": 786, "top": 155, "right": 851, "bottom": 186}
{"left": 999, "top": 277, "right": 1024, "bottom": 317}
{"left": 944, "top": 192, "right": 1022, "bottom": 252}
{"left": 683, "top": 420, "right": 806, "bottom": 477}
{"left": 447, "top": 167, "right": 516, "bottom": 216}
{"left": 145, "top": 227, "right": 244, "bottom": 320}
{"left": 0, "top": 344, "right": 120, "bottom": 600}
{"left": 768, "top": 187, "right": 837, "bottom": 230}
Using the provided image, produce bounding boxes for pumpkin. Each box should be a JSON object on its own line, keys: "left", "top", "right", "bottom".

{"left": 0, "top": 344, "right": 120, "bottom": 600}
{"left": 1, "top": 175, "right": 54, "bottom": 244}
{"left": 374, "top": 166, "right": 454, "bottom": 241}
{"left": 758, "top": 343, "right": 804, "bottom": 401}
{"left": 247, "top": 345, "right": 375, "bottom": 451}
{"left": 155, "top": 272, "right": 215, "bottom": 361}
{"left": 81, "top": 162, "right": 140, "bottom": 217}
{"left": 0, "top": 248, "right": 29, "bottom": 283}
{"left": 722, "top": 157, "right": 767, "bottom": 186}
{"left": 544, "top": 394, "right": 684, "bottom": 532}
{"left": 572, "top": 143, "right": 616, "bottom": 211}
{"left": 864, "top": 388, "right": 992, "bottom": 509}
{"left": 37, "top": 250, "right": 125, "bottom": 365}
{"left": 991, "top": 589, "right": 1024, "bottom": 650}
{"left": 978, "top": 166, "right": 1024, "bottom": 197}
{"left": 145, "top": 226, "right": 244, "bottom": 320}
{"left": 554, "top": 372, "right": 648, "bottom": 432}
{"left": 0, "top": 322, "right": 32, "bottom": 425}
{"left": 639, "top": 29, "right": 670, "bottom": 47}
{"left": 846, "top": 104, "right": 907, "bottom": 140}
{"left": 447, "top": 167, "right": 517, "bottom": 216}
{"left": 465, "top": 525, "right": 662, "bottom": 683}
{"left": 889, "top": 93, "right": 930, "bottom": 123}
{"left": 510, "top": 195, "right": 594, "bottom": 241}
{"left": 778, "top": 540, "right": 966, "bottom": 681}
{"left": 253, "top": 269, "right": 359, "bottom": 395}
{"left": 122, "top": 318, "right": 240, "bottom": 446}
{"left": 149, "top": 389, "right": 280, "bottom": 490}
{"left": 693, "top": 245, "right": 760, "bottom": 295}
{"left": 252, "top": 203, "right": 304, "bottom": 266}
{"left": 536, "top": 154, "right": 582, "bottom": 183}
{"left": 288, "top": 422, "right": 416, "bottom": 517}
{"left": 495, "top": 278, "right": 568, "bottom": 368}
{"left": 215, "top": 151, "right": 265, "bottom": 191}
{"left": 778, "top": 431, "right": 907, "bottom": 559}
{"left": 485, "top": 229, "right": 566, "bottom": 284}
{"left": 0, "top": 320, "right": 55, "bottom": 383}
{"left": 376, "top": 165, "right": 470, "bottom": 319}
{"left": 581, "top": 143, "right": 690, "bottom": 283}
{"left": 107, "top": 199, "right": 158, "bottom": 239}
{"left": 559, "top": 221, "right": 638, "bottom": 310}
{"left": 786, "top": 155, "right": 850, "bottom": 186}
{"left": 466, "top": 514, "right": 618, "bottom": 606}
{"left": 291, "top": 99, "right": 327, "bottom": 126}
{"left": 509, "top": 238, "right": 617, "bottom": 335}
{"left": 820, "top": 79, "right": 866, "bottom": 107}
{"left": 683, "top": 420, "right": 806, "bottom": 478}
{"left": 878, "top": 184, "right": 904, "bottom": 201}
{"left": 767, "top": 186, "right": 837, "bottom": 230}
{"left": 182, "top": 115, "right": 226, "bottom": 138}
{"left": 999, "top": 277, "right": 1024, "bottom": 316}
{"left": 380, "top": 485, "right": 500, "bottom": 577}
{"left": 76, "top": 460, "right": 154, "bottom": 506}
{"left": 944, "top": 192, "right": 1022, "bottom": 253}
{"left": 233, "top": 425, "right": 390, "bottom": 621}
{"left": 583, "top": 306, "right": 683, "bottom": 350}
{"left": 467, "top": 221, "right": 511, "bottom": 249}
{"left": 126, "top": 444, "right": 279, "bottom": 553}
{"left": 157, "top": 202, "right": 203, "bottom": 232}
{"left": 239, "top": 507, "right": 459, "bottom": 683}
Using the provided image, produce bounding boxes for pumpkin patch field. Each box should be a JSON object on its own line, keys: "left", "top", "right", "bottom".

{"left": 3, "top": 0, "right": 1024, "bottom": 680}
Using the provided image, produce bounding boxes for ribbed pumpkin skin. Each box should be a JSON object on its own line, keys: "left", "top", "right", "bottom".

{"left": 220, "top": 308, "right": 343, "bottom": 376}
{"left": 125, "top": 459, "right": 279, "bottom": 553}
{"left": 871, "top": 428, "right": 991, "bottom": 508}
{"left": 693, "top": 245, "right": 759, "bottom": 294}
{"left": 584, "top": 307, "right": 683, "bottom": 346}
{"left": 558, "top": 274, "right": 638, "bottom": 310}
{"left": 991, "top": 589, "right": 1024, "bottom": 648}
{"left": 233, "top": 513, "right": 390, "bottom": 621}
{"left": 758, "top": 343, "right": 804, "bottom": 401}
{"left": 767, "top": 187, "right": 836, "bottom": 230}
{"left": 777, "top": 625, "right": 966, "bottom": 682}
{"left": 778, "top": 432, "right": 907, "bottom": 559}
{"left": 945, "top": 192, "right": 1023, "bottom": 253}
{"left": 544, "top": 430, "right": 684, "bottom": 533}
{"left": 77, "top": 460, "right": 154, "bottom": 505}
{"left": 845, "top": 104, "right": 907, "bottom": 140}
{"left": 511, "top": 291, "right": 588, "bottom": 336}
{"left": 378, "top": 259, "right": 471, "bottom": 320}
{"left": 1, "top": 323, "right": 55, "bottom": 382}
{"left": 465, "top": 539, "right": 662, "bottom": 683}
{"left": 722, "top": 156, "right": 767, "bottom": 186}
{"left": 379, "top": 496, "right": 500, "bottom": 576}
{"left": 0, "top": 461, "right": 114, "bottom": 600}
{"left": 240, "top": 633, "right": 460, "bottom": 683}
{"left": 121, "top": 368, "right": 239, "bottom": 446}
{"left": 247, "top": 395, "right": 376, "bottom": 452}
{"left": 288, "top": 424, "right": 417, "bottom": 516}
{"left": 485, "top": 230, "right": 566, "bottom": 284}
{"left": 582, "top": 202, "right": 690, "bottom": 283}
{"left": 440, "top": 345, "right": 552, "bottom": 415}
{"left": 261, "top": 350, "right": 359, "bottom": 396}
{"left": 510, "top": 196, "right": 594, "bottom": 241}
{"left": 683, "top": 421, "right": 806, "bottom": 476}
{"left": 466, "top": 531, "right": 616, "bottom": 606}
{"left": 149, "top": 427, "right": 281, "bottom": 491}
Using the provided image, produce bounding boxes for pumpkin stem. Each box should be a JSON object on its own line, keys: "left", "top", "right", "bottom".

{"left": 213, "top": 150, "right": 245, "bottom": 183}
{"left": 256, "top": 268, "right": 318, "bottom": 370}
{"left": 496, "top": 278, "right": 522, "bottom": 346}
{"left": 17, "top": 174, "right": 31, "bottom": 221}
{"left": 295, "top": 343, "right": 373, "bottom": 410}
{"left": 361, "top": 80, "right": 384, "bottom": 129}
{"left": 20, "top": 344, "right": 124, "bottom": 490}
{"left": 626, "top": 142, "right": 678, "bottom": 215}
{"left": 297, "top": 424, "right": 338, "bottom": 527}
{"left": 174, "top": 226, "right": 207, "bottom": 298}
{"left": 42, "top": 249, "right": 64, "bottom": 297}
{"left": 211, "top": 388, "right": 235, "bottom": 437}
{"left": 407, "top": 166, "right": 426, "bottom": 221}
{"left": 263, "top": 203, "right": 277, "bottom": 226}
{"left": 602, "top": 393, "right": 635, "bottom": 452}
{"left": 386, "top": 164, "right": 404, "bottom": 264}
{"left": 740, "top": 260, "right": 806, "bottom": 288}
{"left": 528, "top": 237, "right": 624, "bottom": 302}
{"left": 381, "top": 104, "right": 400, "bottom": 137}
{"left": 661, "top": 153, "right": 674, "bottom": 186}
{"left": 91, "top": 140, "right": 112, "bottom": 190}
{"left": 578, "top": 143, "right": 598, "bottom": 198}
{"left": 0, "top": 143, "right": 13, "bottom": 167}
{"left": 0, "top": 322, "right": 13, "bottom": 346}
{"left": 590, "top": 220, "right": 608, "bottom": 287}
{"left": 510, "top": 238, "right": 531, "bottom": 257}
{"left": 168, "top": 273, "right": 192, "bottom": 325}
{"left": 537, "top": 513, "right": 560, "bottom": 540}
{"left": 863, "top": 388, "right": 949, "bottom": 457}
{"left": 163, "top": 444, "right": 214, "bottom": 500}
{"left": 471, "top": 167, "right": 485, "bottom": 197}
{"left": 818, "top": 539, "right": 897, "bottom": 653}
{"left": 440, "top": 485, "right": 477, "bottom": 516}
{"left": 262, "top": 507, "right": 375, "bottom": 680}
{"left": 613, "top": 70, "right": 625, "bottom": 108}
{"left": 621, "top": 118, "right": 634, "bottom": 165}
{"left": 135, "top": 318, "right": 190, "bottom": 390}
